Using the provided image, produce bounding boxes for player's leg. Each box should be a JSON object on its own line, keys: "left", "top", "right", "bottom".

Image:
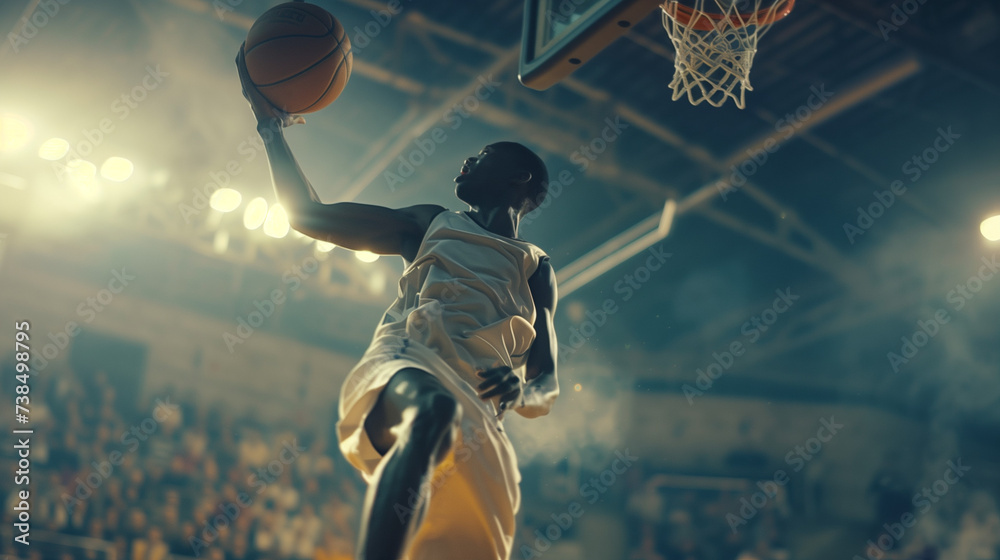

{"left": 357, "top": 367, "right": 461, "bottom": 560}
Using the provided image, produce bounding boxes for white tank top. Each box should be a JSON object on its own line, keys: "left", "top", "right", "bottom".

{"left": 366, "top": 210, "right": 548, "bottom": 395}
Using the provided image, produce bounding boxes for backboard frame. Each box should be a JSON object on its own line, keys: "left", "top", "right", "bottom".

{"left": 519, "top": 0, "right": 663, "bottom": 90}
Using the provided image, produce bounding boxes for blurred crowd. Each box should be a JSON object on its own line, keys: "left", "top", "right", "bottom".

{"left": 1, "top": 367, "right": 362, "bottom": 560}
{"left": 623, "top": 479, "right": 790, "bottom": 560}
{"left": 2, "top": 363, "right": 998, "bottom": 560}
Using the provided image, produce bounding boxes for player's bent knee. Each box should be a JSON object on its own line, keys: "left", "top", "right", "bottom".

{"left": 412, "top": 390, "right": 461, "bottom": 432}
{"left": 410, "top": 391, "right": 461, "bottom": 462}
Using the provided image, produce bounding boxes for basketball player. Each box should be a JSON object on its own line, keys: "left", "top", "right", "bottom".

{"left": 236, "top": 48, "right": 559, "bottom": 560}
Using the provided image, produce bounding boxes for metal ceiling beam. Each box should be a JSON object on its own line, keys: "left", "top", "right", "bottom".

{"left": 727, "top": 57, "right": 922, "bottom": 167}
{"left": 542, "top": 57, "right": 926, "bottom": 293}
{"left": 164, "top": 0, "right": 426, "bottom": 95}
{"left": 0, "top": 0, "right": 41, "bottom": 59}
{"left": 334, "top": 47, "right": 521, "bottom": 201}
{"left": 473, "top": 103, "right": 676, "bottom": 201}
{"left": 403, "top": 11, "right": 506, "bottom": 57}
{"left": 814, "top": 0, "right": 1000, "bottom": 96}
{"left": 642, "top": 282, "right": 927, "bottom": 384}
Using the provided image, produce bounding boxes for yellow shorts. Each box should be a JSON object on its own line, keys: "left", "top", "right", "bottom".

{"left": 337, "top": 337, "right": 521, "bottom": 560}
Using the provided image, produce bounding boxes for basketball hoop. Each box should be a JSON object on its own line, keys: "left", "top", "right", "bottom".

{"left": 661, "top": 0, "right": 794, "bottom": 108}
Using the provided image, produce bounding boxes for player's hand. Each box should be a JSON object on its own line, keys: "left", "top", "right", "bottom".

{"left": 476, "top": 366, "right": 523, "bottom": 420}
{"left": 235, "top": 43, "right": 306, "bottom": 128}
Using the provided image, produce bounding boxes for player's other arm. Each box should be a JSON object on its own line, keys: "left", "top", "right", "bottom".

{"left": 518, "top": 256, "right": 559, "bottom": 419}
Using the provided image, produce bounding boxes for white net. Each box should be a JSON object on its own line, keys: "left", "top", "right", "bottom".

{"left": 661, "top": 0, "right": 793, "bottom": 109}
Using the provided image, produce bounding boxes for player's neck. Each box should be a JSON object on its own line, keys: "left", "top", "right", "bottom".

{"left": 466, "top": 207, "right": 518, "bottom": 239}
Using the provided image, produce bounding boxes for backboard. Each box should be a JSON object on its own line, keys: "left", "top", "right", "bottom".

{"left": 519, "top": 0, "right": 797, "bottom": 108}
{"left": 518, "top": 0, "right": 663, "bottom": 90}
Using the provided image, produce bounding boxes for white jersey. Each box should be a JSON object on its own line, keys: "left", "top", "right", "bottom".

{"left": 336, "top": 210, "right": 548, "bottom": 560}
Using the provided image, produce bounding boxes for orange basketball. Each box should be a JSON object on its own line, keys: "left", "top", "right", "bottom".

{"left": 244, "top": 2, "right": 353, "bottom": 114}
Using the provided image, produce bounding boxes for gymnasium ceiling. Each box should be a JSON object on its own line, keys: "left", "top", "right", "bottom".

{"left": 2, "top": 0, "right": 999, "bottom": 422}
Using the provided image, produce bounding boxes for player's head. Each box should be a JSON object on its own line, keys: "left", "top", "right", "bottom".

{"left": 455, "top": 142, "right": 548, "bottom": 217}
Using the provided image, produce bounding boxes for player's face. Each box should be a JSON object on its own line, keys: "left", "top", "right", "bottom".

{"left": 455, "top": 144, "right": 503, "bottom": 204}
{"left": 455, "top": 143, "right": 533, "bottom": 213}
{"left": 455, "top": 145, "right": 494, "bottom": 184}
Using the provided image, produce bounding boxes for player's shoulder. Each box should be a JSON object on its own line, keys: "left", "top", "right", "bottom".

{"left": 397, "top": 204, "right": 448, "bottom": 230}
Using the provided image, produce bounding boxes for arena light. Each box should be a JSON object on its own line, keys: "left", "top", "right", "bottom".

{"left": 355, "top": 250, "right": 379, "bottom": 263}
{"left": 368, "top": 270, "right": 386, "bottom": 294}
{"left": 982, "top": 214, "right": 1000, "bottom": 241}
{"left": 210, "top": 188, "right": 242, "bottom": 212}
{"left": 149, "top": 169, "right": 170, "bottom": 188}
{"left": 0, "top": 113, "right": 33, "bottom": 152}
{"left": 66, "top": 159, "right": 100, "bottom": 201}
{"left": 213, "top": 230, "right": 229, "bottom": 254}
{"left": 100, "top": 157, "right": 134, "bottom": 182}
{"left": 38, "top": 137, "right": 69, "bottom": 161}
{"left": 243, "top": 197, "right": 268, "bottom": 230}
{"left": 0, "top": 172, "right": 27, "bottom": 190}
{"left": 263, "top": 203, "right": 290, "bottom": 238}
{"left": 315, "top": 240, "right": 335, "bottom": 252}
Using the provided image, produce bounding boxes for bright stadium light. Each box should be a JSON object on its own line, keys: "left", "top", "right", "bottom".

{"left": 38, "top": 137, "right": 70, "bottom": 160}
{"left": 315, "top": 240, "right": 335, "bottom": 252}
{"left": 355, "top": 250, "right": 379, "bottom": 263}
{"left": 368, "top": 270, "right": 386, "bottom": 293}
{"left": 213, "top": 230, "right": 229, "bottom": 254}
{"left": 263, "top": 203, "right": 290, "bottom": 238}
{"left": 243, "top": 197, "right": 268, "bottom": 230}
{"left": 100, "top": 157, "right": 134, "bottom": 182}
{"left": 210, "top": 188, "right": 242, "bottom": 212}
{"left": 66, "top": 159, "right": 100, "bottom": 201}
{"left": 0, "top": 113, "right": 33, "bottom": 152}
{"left": 982, "top": 214, "right": 1000, "bottom": 241}
{"left": 150, "top": 169, "right": 170, "bottom": 188}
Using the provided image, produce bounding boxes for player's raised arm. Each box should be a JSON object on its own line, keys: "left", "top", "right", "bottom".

{"left": 518, "top": 256, "right": 559, "bottom": 419}
{"left": 236, "top": 46, "right": 443, "bottom": 259}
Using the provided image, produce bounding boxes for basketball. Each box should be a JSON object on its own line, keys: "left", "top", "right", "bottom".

{"left": 243, "top": 2, "right": 353, "bottom": 114}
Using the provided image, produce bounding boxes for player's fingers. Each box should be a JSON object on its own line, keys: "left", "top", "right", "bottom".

{"left": 480, "top": 365, "right": 512, "bottom": 376}
{"left": 477, "top": 377, "right": 499, "bottom": 390}
{"left": 476, "top": 367, "right": 507, "bottom": 382}
{"left": 479, "top": 381, "right": 516, "bottom": 400}
{"left": 488, "top": 378, "right": 520, "bottom": 396}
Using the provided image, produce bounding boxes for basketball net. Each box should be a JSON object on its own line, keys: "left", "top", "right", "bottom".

{"left": 661, "top": 0, "right": 794, "bottom": 109}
